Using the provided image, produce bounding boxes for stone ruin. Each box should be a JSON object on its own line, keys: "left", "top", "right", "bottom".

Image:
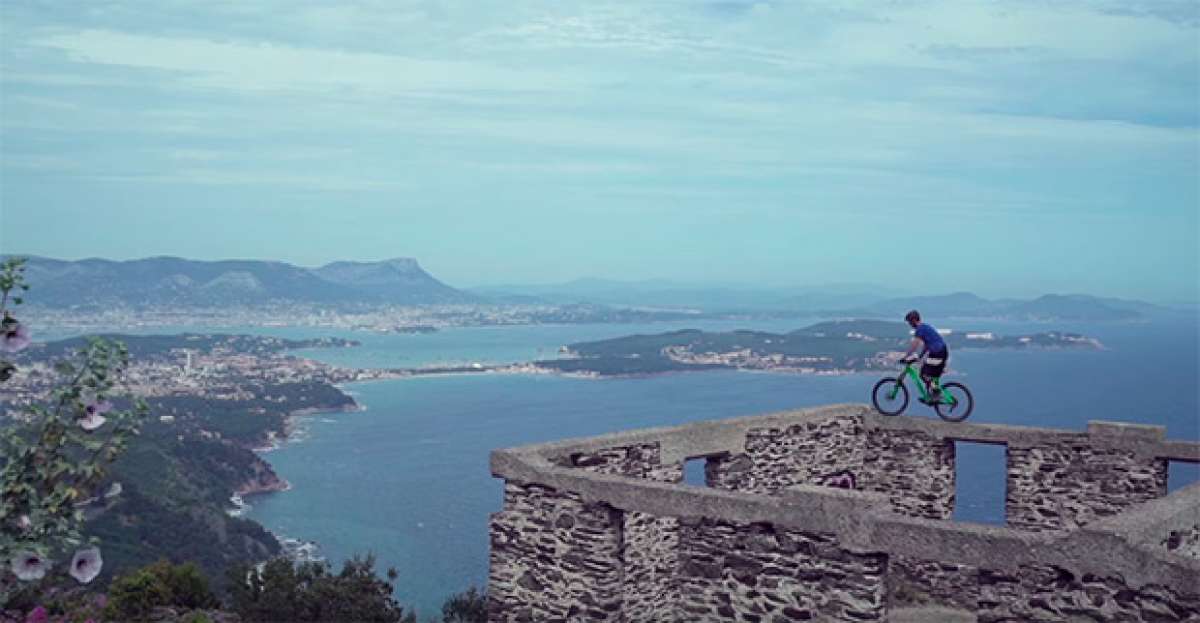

{"left": 486, "top": 405, "right": 1200, "bottom": 622}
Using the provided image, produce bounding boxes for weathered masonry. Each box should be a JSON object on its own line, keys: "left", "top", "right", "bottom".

{"left": 487, "top": 405, "right": 1200, "bottom": 622}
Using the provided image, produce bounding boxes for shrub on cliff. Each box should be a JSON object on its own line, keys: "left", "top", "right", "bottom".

{"left": 441, "top": 586, "right": 487, "bottom": 622}
{"left": 103, "top": 560, "right": 219, "bottom": 621}
{"left": 227, "top": 554, "right": 412, "bottom": 623}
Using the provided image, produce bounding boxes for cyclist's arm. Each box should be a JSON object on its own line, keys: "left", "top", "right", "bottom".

{"left": 903, "top": 337, "right": 924, "bottom": 359}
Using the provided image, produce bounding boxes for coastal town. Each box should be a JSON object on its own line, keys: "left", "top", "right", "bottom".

{"left": 24, "top": 302, "right": 705, "bottom": 336}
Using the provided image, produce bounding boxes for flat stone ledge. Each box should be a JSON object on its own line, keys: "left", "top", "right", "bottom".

{"left": 494, "top": 405, "right": 1200, "bottom": 464}
{"left": 1158, "top": 440, "right": 1200, "bottom": 462}
{"left": 1088, "top": 420, "right": 1165, "bottom": 441}
{"left": 889, "top": 607, "right": 977, "bottom": 623}
{"left": 495, "top": 403, "right": 871, "bottom": 464}
{"left": 1085, "top": 480, "right": 1200, "bottom": 547}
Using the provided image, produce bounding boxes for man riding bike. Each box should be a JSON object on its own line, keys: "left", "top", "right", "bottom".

{"left": 902, "top": 310, "right": 948, "bottom": 402}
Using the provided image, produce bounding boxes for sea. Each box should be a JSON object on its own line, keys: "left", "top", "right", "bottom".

{"left": 35, "top": 317, "right": 1200, "bottom": 617}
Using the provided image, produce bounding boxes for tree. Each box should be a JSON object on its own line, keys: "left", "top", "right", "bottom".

{"left": 442, "top": 586, "right": 487, "bottom": 623}
{"left": 103, "top": 560, "right": 219, "bottom": 621}
{"left": 227, "top": 554, "right": 409, "bottom": 623}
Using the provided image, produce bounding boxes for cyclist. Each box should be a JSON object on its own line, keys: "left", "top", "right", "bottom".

{"left": 902, "top": 310, "right": 948, "bottom": 402}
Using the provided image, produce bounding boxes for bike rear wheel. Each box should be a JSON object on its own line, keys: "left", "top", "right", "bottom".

{"left": 934, "top": 382, "right": 974, "bottom": 422}
{"left": 871, "top": 377, "right": 908, "bottom": 416}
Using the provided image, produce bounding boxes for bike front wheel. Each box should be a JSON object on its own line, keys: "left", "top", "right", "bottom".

{"left": 934, "top": 382, "right": 974, "bottom": 422}
{"left": 871, "top": 377, "right": 908, "bottom": 416}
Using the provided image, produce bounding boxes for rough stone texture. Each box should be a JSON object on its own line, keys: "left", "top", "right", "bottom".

{"left": 488, "top": 482, "right": 624, "bottom": 622}
{"left": 863, "top": 428, "right": 956, "bottom": 520}
{"left": 1006, "top": 439, "right": 1169, "bottom": 532}
{"left": 489, "top": 408, "right": 1200, "bottom": 621}
{"left": 889, "top": 556, "right": 980, "bottom": 612}
{"left": 1164, "top": 524, "right": 1200, "bottom": 560}
{"left": 676, "top": 518, "right": 888, "bottom": 622}
{"left": 622, "top": 512, "right": 682, "bottom": 623}
{"left": 975, "top": 564, "right": 1200, "bottom": 623}
{"left": 552, "top": 441, "right": 682, "bottom": 482}
{"left": 705, "top": 414, "right": 865, "bottom": 494}
{"left": 553, "top": 442, "right": 685, "bottom": 621}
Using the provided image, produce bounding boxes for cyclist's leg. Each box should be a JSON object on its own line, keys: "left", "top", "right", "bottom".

{"left": 922, "top": 351, "right": 947, "bottom": 399}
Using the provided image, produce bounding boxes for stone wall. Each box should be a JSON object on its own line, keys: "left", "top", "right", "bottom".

{"left": 1006, "top": 438, "right": 1168, "bottom": 531}
{"left": 552, "top": 442, "right": 684, "bottom": 622}
{"left": 488, "top": 482, "right": 623, "bottom": 621}
{"left": 889, "top": 557, "right": 979, "bottom": 611}
{"left": 1164, "top": 524, "right": 1200, "bottom": 560}
{"left": 974, "top": 564, "right": 1200, "bottom": 622}
{"left": 862, "top": 428, "right": 956, "bottom": 520}
{"left": 676, "top": 518, "right": 887, "bottom": 622}
{"left": 488, "top": 407, "right": 1200, "bottom": 622}
{"left": 705, "top": 414, "right": 864, "bottom": 493}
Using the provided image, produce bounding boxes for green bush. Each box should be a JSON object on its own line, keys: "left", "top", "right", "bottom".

{"left": 442, "top": 586, "right": 487, "bottom": 622}
{"left": 103, "top": 560, "right": 217, "bottom": 621}
{"left": 228, "top": 554, "right": 409, "bottom": 623}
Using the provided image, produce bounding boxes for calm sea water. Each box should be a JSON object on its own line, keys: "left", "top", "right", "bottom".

{"left": 34, "top": 317, "right": 1200, "bottom": 616}
{"left": 228, "top": 318, "right": 1198, "bottom": 617}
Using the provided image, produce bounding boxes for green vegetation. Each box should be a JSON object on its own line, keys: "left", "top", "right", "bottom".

{"left": 1, "top": 258, "right": 151, "bottom": 603}
{"left": 227, "top": 555, "right": 412, "bottom": 623}
{"left": 442, "top": 586, "right": 487, "bottom": 622}
{"left": 103, "top": 560, "right": 218, "bottom": 621}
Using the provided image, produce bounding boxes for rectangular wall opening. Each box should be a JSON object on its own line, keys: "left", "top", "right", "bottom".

{"left": 1168, "top": 460, "right": 1200, "bottom": 493}
{"left": 684, "top": 457, "right": 708, "bottom": 487}
{"left": 953, "top": 441, "right": 1006, "bottom": 525}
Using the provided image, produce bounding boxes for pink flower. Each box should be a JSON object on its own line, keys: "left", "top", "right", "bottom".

{"left": 1, "top": 321, "right": 30, "bottom": 353}
{"left": 10, "top": 551, "right": 50, "bottom": 581}
{"left": 69, "top": 547, "right": 102, "bottom": 584}
{"left": 24, "top": 606, "right": 48, "bottom": 623}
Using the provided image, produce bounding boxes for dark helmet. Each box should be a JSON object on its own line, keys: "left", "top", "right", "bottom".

{"left": 904, "top": 310, "right": 921, "bottom": 323}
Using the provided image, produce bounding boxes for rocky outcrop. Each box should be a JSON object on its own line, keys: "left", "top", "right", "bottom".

{"left": 235, "top": 456, "right": 288, "bottom": 496}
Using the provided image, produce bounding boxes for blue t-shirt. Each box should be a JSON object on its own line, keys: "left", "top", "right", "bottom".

{"left": 914, "top": 323, "right": 947, "bottom": 355}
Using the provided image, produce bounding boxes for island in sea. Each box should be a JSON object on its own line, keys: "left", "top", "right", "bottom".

{"left": 528, "top": 320, "right": 1103, "bottom": 377}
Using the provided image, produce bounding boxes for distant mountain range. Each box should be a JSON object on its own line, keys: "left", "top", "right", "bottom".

{"left": 6, "top": 256, "right": 1179, "bottom": 322}
{"left": 470, "top": 280, "right": 1175, "bottom": 322}
{"left": 468, "top": 279, "right": 900, "bottom": 312}
{"left": 11, "top": 256, "right": 475, "bottom": 307}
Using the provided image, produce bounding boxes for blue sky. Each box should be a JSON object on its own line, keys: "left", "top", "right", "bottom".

{"left": 0, "top": 1, "right": 1196, "bottom": 302}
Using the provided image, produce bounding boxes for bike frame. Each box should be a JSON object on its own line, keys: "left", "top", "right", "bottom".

{"left": 889, "top": 362, "right": 957, "bottom": 406}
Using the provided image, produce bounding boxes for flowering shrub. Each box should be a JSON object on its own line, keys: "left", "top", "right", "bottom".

{"left": 0, "top": 258, "right": 148, "bottom": 604}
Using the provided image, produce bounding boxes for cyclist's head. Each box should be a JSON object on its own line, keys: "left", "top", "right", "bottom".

{"left": 904, "top": 310, "right": 921, "bottom": 326}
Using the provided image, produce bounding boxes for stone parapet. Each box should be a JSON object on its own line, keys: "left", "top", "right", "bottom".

{"left": 488, "top": 404, "right": 1200, "bottom": 621}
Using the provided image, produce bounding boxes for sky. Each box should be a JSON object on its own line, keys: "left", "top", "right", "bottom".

{"left": 0, "top": 1, "right": 1197, "bottom": 302}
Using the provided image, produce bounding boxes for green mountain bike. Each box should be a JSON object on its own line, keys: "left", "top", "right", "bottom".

{"left": 871, "top": 357, "right": 974, "bottom": 422}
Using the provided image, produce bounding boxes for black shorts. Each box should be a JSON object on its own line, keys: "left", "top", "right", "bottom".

{"left": 922, "top": 350, "right": 948, "bottom": 378}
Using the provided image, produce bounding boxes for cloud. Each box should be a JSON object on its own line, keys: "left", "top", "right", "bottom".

{"left": 29, "top": 29, "right": 580, "bottom": 97}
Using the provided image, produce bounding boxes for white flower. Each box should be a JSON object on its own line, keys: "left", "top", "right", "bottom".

{"left": 10, "top": 550, "right": 50, "bottom": 581}
{"left": 104, "top": 482, "right": 123, "bottom": 499}
{"left": 0, "top": 321, "right": 31, "bottom": 353}
{"left": 17, "top": 514, "right": 31, "bottom": 530}
{"left": 69, "top": 547, "right": 102, "bottom": 584}
{"left": 78, "top": 412, "right": 107, "bottom": 431}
